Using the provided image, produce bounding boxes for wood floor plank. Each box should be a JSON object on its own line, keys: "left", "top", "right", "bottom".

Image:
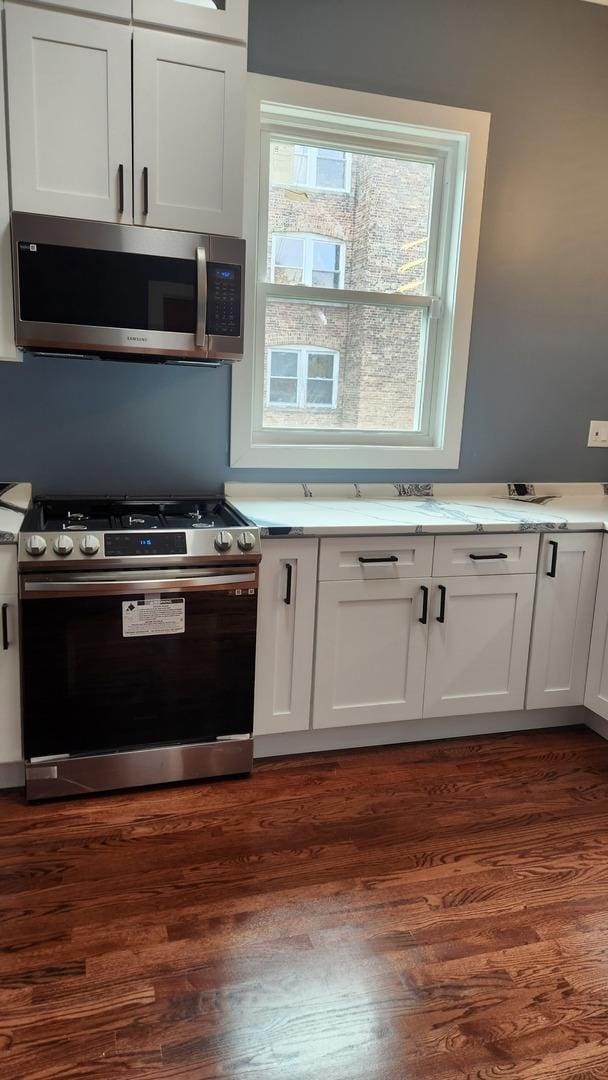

{"left": 2, "top": 726, "right": 608, "bottom": 1077}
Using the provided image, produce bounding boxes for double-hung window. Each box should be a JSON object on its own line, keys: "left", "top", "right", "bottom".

{"left": 231, "top": 76, "right": 490, "bottom": 469}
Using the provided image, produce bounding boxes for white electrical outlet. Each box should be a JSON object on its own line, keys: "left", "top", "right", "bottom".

{"left": 588, "top": 421, "right": 608, "bottom": 447}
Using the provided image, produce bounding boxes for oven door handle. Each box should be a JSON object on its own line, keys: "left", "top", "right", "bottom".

{"left": 21, "top": 571, "right": 257, "bottom": 599}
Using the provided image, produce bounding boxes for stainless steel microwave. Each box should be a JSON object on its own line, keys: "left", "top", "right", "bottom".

{"left": 11, "top": 213, "right": 245, "bottom": 364}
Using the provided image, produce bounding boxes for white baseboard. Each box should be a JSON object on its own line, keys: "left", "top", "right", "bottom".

{"left": 0, "top": 761, "right": 25, "bottom": 790}
{"left": 253, "top": 706, "right": 589, "bottom": 759}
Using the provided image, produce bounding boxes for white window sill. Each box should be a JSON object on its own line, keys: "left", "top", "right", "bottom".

{"left": 229, "top": 441, "right": 461, "bottom": 470}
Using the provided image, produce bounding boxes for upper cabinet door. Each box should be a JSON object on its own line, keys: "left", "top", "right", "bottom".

{"left": 133, "top": 29, "right": 245, "bottom": 235}
{"left": 14, "top": 0, "right": 131, "bottom": 20}
{"left": 133, "top": 0, "right": 249, "bottom": 43}
{"left": 5, "top": 4, "right": 133, "bottom": 223}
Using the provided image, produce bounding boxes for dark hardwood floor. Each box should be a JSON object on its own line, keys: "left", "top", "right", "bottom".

{"left": 3, "top": 727, "right": 608, "bottom": 1078}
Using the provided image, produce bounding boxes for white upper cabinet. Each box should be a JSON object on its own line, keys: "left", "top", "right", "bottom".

{"left": 423, "top": 575, "right": 535, "bottom": 719}
{"left": 14, "top": 0, "right": 131, "bottom": 20}
{"left": 0, "top": 23, "right": 16, "bottom": 362}
{"left": 254, "top": 539, "right": 318, "bottom": 737}
{"left": 133, "top": 29, "right": 245, "bottom": 234}
{"left": 527, "top": 533, "right": 601, "bottom": 710}
{"left": 313, "top": 577, "right": 429, "bottom": 729}
{"left": 133, "top": 0, "right": 248, "bottom": 43}
{"left": 5, "top": 4, "right": 132, "bottom": 222}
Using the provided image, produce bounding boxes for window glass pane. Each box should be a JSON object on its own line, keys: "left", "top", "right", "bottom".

{"left": 313, "top": 242, "right": 339, "bottom": 271}
{"left": 267, "top": 142, "right": 434, "bottom": 294}
{"left": 307, "top": 380, "right": 334, "bottom": 406}
{"left": 307, "top": 352, "right": 334, "bottom": 379}
{"left": 263, "top": 299, "right": 426, "bottom": 432}
{"left": 269, "top": 377, "right": 298, "bottom": 405}
{"left": 273, "top": 236, "right": 304, "bottom": 268}
{"left": 316, "top": 152, "right": 346, "bottom": 190}
{"left": 270, "top": 350, "right": 298, "bottom": 377}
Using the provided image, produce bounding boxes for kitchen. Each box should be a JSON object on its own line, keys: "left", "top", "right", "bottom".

{"left": 2, "top": 0, "right": 608, "bottom": 1076}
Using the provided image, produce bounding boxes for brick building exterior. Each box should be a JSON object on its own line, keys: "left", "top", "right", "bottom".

{"left": 264, "top": 145, "right": 433, "bottom": 432}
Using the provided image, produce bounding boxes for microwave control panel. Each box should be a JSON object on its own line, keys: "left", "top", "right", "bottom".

{"left": 207, "top": 263, "right": 242, "bottom": 338}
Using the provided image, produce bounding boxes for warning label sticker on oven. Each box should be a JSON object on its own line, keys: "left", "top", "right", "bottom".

{"left": 122, "top": 598, "right": 185, "bottom": 638}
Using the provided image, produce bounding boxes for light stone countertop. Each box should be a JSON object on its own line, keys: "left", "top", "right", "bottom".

{"left": 227, "top": 490, "right": 608, "bottom": 537}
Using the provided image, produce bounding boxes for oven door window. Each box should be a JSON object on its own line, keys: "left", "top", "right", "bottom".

{"left": 18, "top": 244, "right": 197, "bottom": 334}
{"left": 21, "top": 588, "right": 257, "bottom": 759}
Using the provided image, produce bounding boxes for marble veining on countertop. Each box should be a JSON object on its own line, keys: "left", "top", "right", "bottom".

{"left": 225, "top": 483, "right": 608, "bottom": 537}
{"left": 0, "top": 483, "right": 31, "bottom": 543}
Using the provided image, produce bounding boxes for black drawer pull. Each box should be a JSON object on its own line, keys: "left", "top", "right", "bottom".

{"left": 437, "top": 584, "right": 447, "bottom": 624}
{"left": 358, "top": 555, "right": 399, "bottom": 564}
{"left": 284, "top": 562, "right": 293, "bottom": 605}
{"left": 143, "top": 166, "right": 149, "bottom": 215}
{"left": 118, "top": 163, "right": 124, "bottom": 214}
{"left": 469, "top": 552, "right": 508, "bottom": 561}
{"left": 547, "top": 540, "right": 558, "bottom": 578}
{"left": 1, "top": 603, "right": 8, "bottom": 651}
{"left": 419, "top": 585, "right": 429, "bottom": 625}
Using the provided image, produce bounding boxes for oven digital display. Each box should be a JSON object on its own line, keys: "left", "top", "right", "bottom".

{"left": 104, "top": 533, "right": 187, "bottom": 557}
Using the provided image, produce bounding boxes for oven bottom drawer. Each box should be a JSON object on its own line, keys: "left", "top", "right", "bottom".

{"left": 25, "top": 737, "right": 253, "bottom": 801}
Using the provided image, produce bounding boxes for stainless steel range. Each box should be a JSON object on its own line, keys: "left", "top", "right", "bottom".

{"left": 19, "top": 496, "right": 261, "bottom": 801}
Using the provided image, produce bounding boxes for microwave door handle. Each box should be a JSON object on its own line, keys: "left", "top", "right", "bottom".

{"left": 196, "top": 245, "right": 208, "bottom": 351}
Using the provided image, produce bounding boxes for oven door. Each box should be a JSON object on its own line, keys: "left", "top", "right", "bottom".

{"left": 20, "top": 567, "right": 258, "bottom": 761}
{"left": 12, "top": 213, "right": 245, "bottom": 361}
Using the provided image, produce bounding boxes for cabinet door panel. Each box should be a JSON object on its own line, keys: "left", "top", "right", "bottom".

{"left": 0, "top": 548, "right": 18, "bottom": 597}
{"left": 585, "top": 535, "right": 608, "bottom": 721}
{"left": 424, "top": 575, "right": 535, "bottom": 718}
{"left": 133, "top": 29, "right": 245, "bottom": 235}
{"left": 527, "top": 533, "right": 601, "bottom": 709}
{"left": 133, "top": 0, "right": 248, "bottom": 44}
{"left": 313, "top": 578, "right": 429, "bottom": 729}
{"left": 5, "top": 5, "right": 132, "bottom": 222}
{"left": 254, "top": 539, "right": 318, "bottom": 736}
{"left": 0, "top": 596, "right": 21, "bottom": 764}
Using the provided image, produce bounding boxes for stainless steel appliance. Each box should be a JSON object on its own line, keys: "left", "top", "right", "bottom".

{"left": 19, "top": 496, "right": 261, "bottom": 800}
{"left": 11, "top": 213, "right": 245, "bottom": 363}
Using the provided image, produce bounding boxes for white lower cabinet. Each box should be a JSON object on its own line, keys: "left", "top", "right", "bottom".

{"left": 312, "top": 577, "right": 429, "bottom": 729}
{"left": 0, "top": 547, "right": 21, "bottom": 765}
{"left": 423, "top": 575, "right": 536, "bottom": 718}
{"left": 585, "top": 535, "right": 608, "bottom": 721}
{"left": 527, "top": 533, "right": 602, "bottom": 709}
{"left": 253, "top": 539, "right": 318, "bottom": 736}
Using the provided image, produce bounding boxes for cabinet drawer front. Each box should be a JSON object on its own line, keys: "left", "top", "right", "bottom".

{"left": 319, "top": 536, "right": 434, "bottom": 581}
{"left": 433, "top": 533, "right": 539, "bottom": 577}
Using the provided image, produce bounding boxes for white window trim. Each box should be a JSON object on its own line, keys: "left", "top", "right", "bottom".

{"left": 231, "top": 74, "right": 490, "bottom": 470}
{"left": 267, "top": 346, "right": 340, "bottom": 410}
{"left": 270, "top": 233, "right": 346, "bottom": 288}
{"left": 271, "top": 143, "right": 353, "bottom": 194}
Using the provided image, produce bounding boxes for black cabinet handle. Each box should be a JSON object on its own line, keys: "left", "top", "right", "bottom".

{"left": 437, "top": 584, "right": 447, "bottom": 624}
{"left": 143, "top": 166, "right": 149, "bottom": 216}
{"left": 1, "top": 604, "right": 8, "bottom": 651}
{"left": 118, "top": 163, "right": 124, "bottom": 214}
{"left": 419, "top": 585, "right": 429, "bottom": 625}
{"left": 284, "top": 562, "right": 293, "bottom": 605}
{"left": 358, "top": 555, "right": 399, "bottom": 564}
{"left": 469, "top": 552, "right": 508, "bottom": 561}
{"left": 547, "top": 540, "right": 558, "bottom": 578}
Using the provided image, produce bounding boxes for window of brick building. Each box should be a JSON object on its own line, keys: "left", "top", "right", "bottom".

{"left": 231, "top": 77, "right": 490, "bottom": 469}
{"left": 267, "top": 347, "right": 339, "bottom": 409}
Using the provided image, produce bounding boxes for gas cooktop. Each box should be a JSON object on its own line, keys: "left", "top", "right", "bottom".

{"left": 19, "top": 497, "right": 260, "bottom": 565}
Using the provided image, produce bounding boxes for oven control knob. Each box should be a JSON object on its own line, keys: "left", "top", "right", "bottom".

{"left": 53, "top": 535, "right": 74, "bottom": 557}
{"left": 80, "top": 534, "right": 100, "bottom": 556}
{"left": 237, "top": 531, "right": 256, "bottom": 552}
{"left": 214, "top": 530, "right": 233, "bottom": 553}
{"left": 25, "top": 535, "right": 47, "bottom": 557}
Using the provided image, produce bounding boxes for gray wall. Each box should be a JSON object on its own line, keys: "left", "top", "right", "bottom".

{"left": 2, "top": 0, "right": 608, "bottom": 494}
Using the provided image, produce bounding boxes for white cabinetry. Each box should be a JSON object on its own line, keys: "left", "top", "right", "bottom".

{"left": 5, "top": 4, "right": 133, "bottom": 222}
{"left": 14, "top": 0, "right": 131, "bottom": 19}
{"left": 133, "top": 0, "right": 248, "bottom": 43}
{"left": 0, "top": 21, "right": 16, "bottom": 362}
{"left": 133, "top": 29, "right": 245, "bottom": 234}
{"left": 253, "top": 539, "right": 318, "bottom": 736}
{"left": 423, "top": 575, "right": 536, "bottom": 718}
{"left": 313, "top": 577, "right": 429, "bottom": 729}
{"left": 527, "top": 533, "right": 601, "bottom": 710}
{"left": 0, "top": 549, "right": 21, "bottom": 765}
{"left": 585, "top": 535, "right": 608, "bottom": 721}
